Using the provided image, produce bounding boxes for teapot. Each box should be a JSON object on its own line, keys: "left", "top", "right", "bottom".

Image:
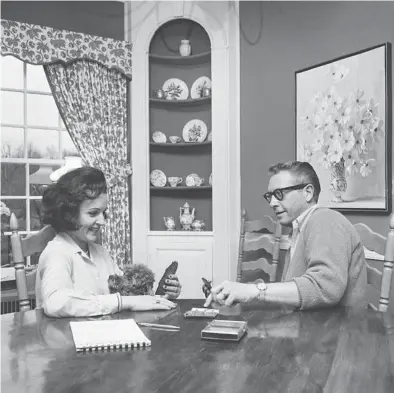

{"left": 192, "top": 219, "right": 206, "bottom": 231}
{"left": 163, "top": 216, "right": 176, "bottom": 231}
{"left": 179, "top": 202, "right": 195, "bottom": 230}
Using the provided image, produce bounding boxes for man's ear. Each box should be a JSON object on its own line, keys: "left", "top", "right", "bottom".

{"left": 305, "top": 184, "right": 314, "bottom": 203}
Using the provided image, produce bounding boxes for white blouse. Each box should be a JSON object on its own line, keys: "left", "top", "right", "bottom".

{"left": 36, "top": 233, "right": 123, "bottom": 317}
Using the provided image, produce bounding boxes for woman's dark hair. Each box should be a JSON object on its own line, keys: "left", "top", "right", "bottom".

{"left": 41, "top": 166, "right": 107, "bottom": 232}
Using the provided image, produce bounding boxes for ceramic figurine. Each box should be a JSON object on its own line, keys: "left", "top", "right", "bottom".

{"left": 179, "top": 202, "right": 195, "bottom": 230}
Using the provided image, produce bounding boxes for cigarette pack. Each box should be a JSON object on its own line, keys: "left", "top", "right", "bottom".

{"left": 201, "top": 320, "right": 248, "bottom": 342}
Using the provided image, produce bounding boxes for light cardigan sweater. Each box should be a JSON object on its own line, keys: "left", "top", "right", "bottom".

{"left": 281, "top": 207, "right": 367, "bottom": 310}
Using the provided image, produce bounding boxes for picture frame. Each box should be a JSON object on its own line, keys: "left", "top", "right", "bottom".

{"left": 295, "top": 43, "right": 392, "bottom": 213}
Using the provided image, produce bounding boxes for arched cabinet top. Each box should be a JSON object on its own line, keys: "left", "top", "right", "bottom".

{"left": 131, "top": 2, "right": 229, "bottom": 53}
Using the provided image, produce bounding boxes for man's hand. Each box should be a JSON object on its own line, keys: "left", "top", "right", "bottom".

{"left": 162, "top": 275, "right": 182, "bottom": 299}
{"left": 203, "top": 280, "right": 260, "bottom": 307}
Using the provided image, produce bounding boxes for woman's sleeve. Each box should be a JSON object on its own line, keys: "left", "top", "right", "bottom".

{"left": 39, "top": 252, "right": 120, "bottom": 318}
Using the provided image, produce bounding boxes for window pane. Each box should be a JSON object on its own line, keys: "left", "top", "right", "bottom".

{"left": 1, "top": 127, "right": 24, "bottom": 158}
{"left": 27, "top": 93, "right": 59, "bottom": 127}
{"left": 26, "top": 64, "right": 51, "bottom": 93}
{"left": 27, "top": 129, "right": 60, "bottom": 159}
{"left": 1, "top": 56, "right": 23, "bottom": 89}
{"left": 1, "top": 234, "right": 12, "bottom": 266}
{"left": 0, "top": 199, "right": 26, "bottom": 231}
{"left": 30, "top": 199, "right": 43, "bottom": 231}
{"left": 61, "top": 131, "right": 79, "bottom": 157}
{"left": 1, "top": 163, "right": 26, "bottom": 196}
{"left": 29, "top": 164, "right": 59, "bottom": 196}
{"left": 1, "top": 91, "right": 24, "bottom": 125}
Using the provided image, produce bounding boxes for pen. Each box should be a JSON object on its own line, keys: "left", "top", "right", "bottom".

{"left": 138, "top": 322, "right": 180, "bottom": 330}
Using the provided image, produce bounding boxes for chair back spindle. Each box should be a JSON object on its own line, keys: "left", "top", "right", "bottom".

{"left": 8, "top": 212, "right": 56, "bottom": 312}
{"left": 354, "top": 213, "right": 394, "bottom": 312}
{"left": 237, "top": 209, "right": 282, "bottom": 283}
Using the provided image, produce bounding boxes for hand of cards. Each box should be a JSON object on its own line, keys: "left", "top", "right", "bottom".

{"left": 155, "top": 261, "right": 179, "bottom": 296}
{"left": 201, "top": 277, "right": 212, "bottom": 298}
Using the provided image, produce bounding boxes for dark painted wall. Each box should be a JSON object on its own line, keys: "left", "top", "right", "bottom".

{"left": 240, "top": 1, "right": 394, "bottom": 236}
{"left": 1, "top": 1, "right": 124, "bottom": 40}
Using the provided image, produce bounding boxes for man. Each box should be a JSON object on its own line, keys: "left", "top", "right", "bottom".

{"left": 205, "top": 161, "right": 367, "bottom": 310}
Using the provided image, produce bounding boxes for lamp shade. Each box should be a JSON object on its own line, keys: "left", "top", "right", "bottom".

{"left": 49, "top": 156, "right": 84, "bottom": 182}
{"left": 29, "top": 165, "right": 53, "bottom": 185}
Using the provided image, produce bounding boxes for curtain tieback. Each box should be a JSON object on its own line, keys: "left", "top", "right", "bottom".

{"left": 105, "top": 164, "right": 133, "bottom": 188}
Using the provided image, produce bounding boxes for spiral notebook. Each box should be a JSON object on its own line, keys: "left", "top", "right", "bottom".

{"left": 69, "top": 319, "right": 151, "bottom": 352}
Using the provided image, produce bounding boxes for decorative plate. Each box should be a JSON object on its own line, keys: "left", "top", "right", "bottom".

{"left": 162, "top": 78, "right": 189, "bottom": 100}
{"left": 190, "top": 76, "right": 212, "bottom": 99}
{"left": 209, "top": 173, "right": 212, "bottom": 186}
{"left": 152, "top": 131, "right": 167, "bottom": 143}
{"left": 150, "top": 169, "right": 167, "bottom": 187}
{"left": 182, "top": 119, "right": 208, "bottom": 143}
{"left": 207, "top": 131, "right": 212, "bottom": 142}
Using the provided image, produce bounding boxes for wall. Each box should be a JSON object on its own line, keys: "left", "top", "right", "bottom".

{"left": 239, "top": 1, "right": 394, "bottom": 235}
{"left": 1, "top": 1, "right": 124, "bottom": 40}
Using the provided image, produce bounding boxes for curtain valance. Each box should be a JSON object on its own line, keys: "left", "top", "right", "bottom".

{"left": 1, "top": 19, "right": 132, "bottom": 79}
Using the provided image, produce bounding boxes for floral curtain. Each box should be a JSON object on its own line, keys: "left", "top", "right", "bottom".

{"left": 1, "top": 19, "right": 132, "bottom": 78}
{"left": 1, "top": 19, "right": 133, "bottom": 266}
{"left": 45, "top": 61, "right": 132, "bottom": 266}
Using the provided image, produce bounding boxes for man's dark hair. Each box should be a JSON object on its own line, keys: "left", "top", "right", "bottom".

{"left": 41, "top": 166, "right": 107, "bottom": 232}
{"left": 268, "top": 161, "right": 321, "bottom": 202}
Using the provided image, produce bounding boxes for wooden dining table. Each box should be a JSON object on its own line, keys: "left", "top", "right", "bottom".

{"left": 1, "top": 299, "right": 394, "bottom": 393}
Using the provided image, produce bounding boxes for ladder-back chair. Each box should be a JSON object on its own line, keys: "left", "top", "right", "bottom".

{"left": 354, "top": 213, "right": 394, "bottom": 312}
{"left": 237, "top": 209, "right": 282, "bottom": 283}
{"left": 9, "top": 212, "right": 56, "bottom": 312}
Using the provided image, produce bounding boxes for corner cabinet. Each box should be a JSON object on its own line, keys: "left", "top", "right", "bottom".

{"left": 130, "top": 2, "right": 240, "bottom": 299}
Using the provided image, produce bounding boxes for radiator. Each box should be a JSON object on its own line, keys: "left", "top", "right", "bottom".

{"left": 1, "top": 297, "right": 36, "bottom": 314}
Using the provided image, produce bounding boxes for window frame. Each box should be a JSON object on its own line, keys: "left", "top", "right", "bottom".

{"left": 1, "top": 59, "right": 77, "bottom": 265}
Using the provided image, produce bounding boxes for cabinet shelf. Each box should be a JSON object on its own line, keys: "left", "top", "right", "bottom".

{"left": 150, "top": 141, "right": 212, "bottom": 148}
{"left": 150, "top": 96, "right": 211, "bottom": 106}
{"left": 150, "top": 186, "right": 212, "bottom": 191}
{"left": 149, "top": 51, "right": 211, "bottom": 65}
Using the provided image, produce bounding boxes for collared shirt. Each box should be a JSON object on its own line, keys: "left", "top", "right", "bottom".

{"left": 289, "top": 204, "right": 321, "bottom": 261}
{"left": 36, "top": 233, "right": 123, "bottom": 317}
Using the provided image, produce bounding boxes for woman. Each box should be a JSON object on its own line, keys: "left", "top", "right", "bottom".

{"left": 36, "top": 166, "right": 181, "bottom": 317}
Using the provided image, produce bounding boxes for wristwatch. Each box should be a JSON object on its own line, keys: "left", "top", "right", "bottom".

{"left": 255, "top": 282, "right": 268, "bottom": 301}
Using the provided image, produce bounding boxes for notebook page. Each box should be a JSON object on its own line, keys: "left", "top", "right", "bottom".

{"left": 70, "top": 319, "right": 151, "bottom": 351}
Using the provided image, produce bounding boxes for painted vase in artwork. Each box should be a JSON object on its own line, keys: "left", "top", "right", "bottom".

{"left": 329, "top": 159, "right": 347, "bottom": 202}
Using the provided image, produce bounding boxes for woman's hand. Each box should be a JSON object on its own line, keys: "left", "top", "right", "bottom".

{"left": 122, "top": 295, "right": 176, "bottom": 311}
{"left": 163, "top": 274, "right": 182, "bottom": 299}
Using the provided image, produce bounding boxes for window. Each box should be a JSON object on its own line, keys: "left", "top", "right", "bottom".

{"left": 1, "top": 56, "right": 79, "bottom": 266}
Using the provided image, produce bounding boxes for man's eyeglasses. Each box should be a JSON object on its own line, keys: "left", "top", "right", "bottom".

{"left": 263, "top": 184, "right": 309, "bottom": 203}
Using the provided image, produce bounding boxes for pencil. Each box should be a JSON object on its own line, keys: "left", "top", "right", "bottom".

{"left": 138, "top": 322, "right": 180, "bottom": 330}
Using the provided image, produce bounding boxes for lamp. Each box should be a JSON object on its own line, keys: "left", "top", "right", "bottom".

{"left": 49, "top": 156, "right": 84, "bottom": 182}
{"left": 29, "top": 166, "right": 53, "bottom": 186}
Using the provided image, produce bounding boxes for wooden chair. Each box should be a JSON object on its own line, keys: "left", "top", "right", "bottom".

{"left": 9, "top": 212, "right": 56, "bottom": 312}
{"left": 354, "top": 213, "right": 394, "bottom": 312}
{"left": 237, "top": 209, "right": 282, "bottom": 283}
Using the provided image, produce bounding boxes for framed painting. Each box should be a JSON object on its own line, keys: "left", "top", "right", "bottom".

{"left": 295, "top": 43, "right": 392, "bottom": 213}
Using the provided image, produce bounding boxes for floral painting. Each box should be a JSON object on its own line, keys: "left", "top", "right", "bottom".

{"left": 295, "top": 43, "right": 391, "bottom": 212}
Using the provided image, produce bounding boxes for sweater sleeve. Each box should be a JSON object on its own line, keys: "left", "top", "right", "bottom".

{"left": 292, "top": 212, "right": 352, "bottom": 309}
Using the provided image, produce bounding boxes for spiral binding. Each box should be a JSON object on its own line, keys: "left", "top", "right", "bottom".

{"left": 76, "top": 341, "right": 150, "bottom": 353}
